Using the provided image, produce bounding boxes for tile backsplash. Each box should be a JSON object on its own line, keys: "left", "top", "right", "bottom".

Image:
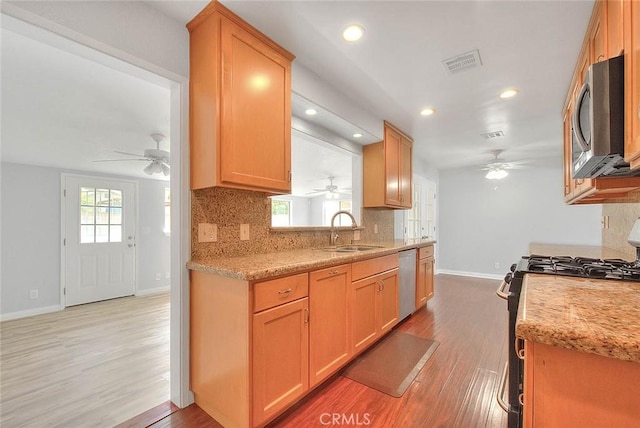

{"left": 191, "top": 187, "right": 395, "bottom": 260}
{"left": 602, "top": 189, "right": 640, "bottom": 259}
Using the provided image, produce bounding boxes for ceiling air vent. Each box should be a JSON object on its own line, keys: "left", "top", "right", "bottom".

{"left": 442, "top": 49, "right": 482, "bottom": 75}
{"left": 481, "top": 130, "right": 505, "bottom": 139}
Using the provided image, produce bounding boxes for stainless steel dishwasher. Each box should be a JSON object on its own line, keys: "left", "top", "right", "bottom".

{"left": 398, "top": 248, "right": 417, "bottom": 320}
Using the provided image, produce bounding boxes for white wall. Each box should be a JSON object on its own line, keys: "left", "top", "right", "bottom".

{"left": 1, "top": 162, "right": 170, "bottom": 318}
{"left": 438, "top": 165, "right": 602, "bottom": 278}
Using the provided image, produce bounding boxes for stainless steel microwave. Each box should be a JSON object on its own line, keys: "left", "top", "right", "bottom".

{"left": 571, "top": 55, "right": 630, "bottom": 179}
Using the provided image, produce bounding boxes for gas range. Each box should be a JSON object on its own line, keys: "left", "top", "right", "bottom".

{"left": 523, "top": 255, "right": 640, "bottom": 282}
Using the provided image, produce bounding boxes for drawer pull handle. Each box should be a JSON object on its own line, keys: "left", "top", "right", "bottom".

{"left": 515, "top": 337, "right": 525, "bottom": 360}
{"left": 303, "top": 308, "right": 309, "bottom": 323}
{"left": 329, "top": 270, "right": 340, "bottom": 275}
{"left": 278, "top": 288, "right": 292, "bottom": 295}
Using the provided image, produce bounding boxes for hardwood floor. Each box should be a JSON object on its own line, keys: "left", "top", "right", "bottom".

{"left": 0, "top": 293, "right": 170, "bottom": 428}
{"left": 147, "top": 274, "right": 508, "bottom": 428}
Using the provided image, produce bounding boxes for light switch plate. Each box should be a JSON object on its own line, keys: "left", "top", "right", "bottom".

{"left": 198, "top": 223, "right": 217, "bottom": 242}
{"left": 240, "top": 224, "right": 250, "bottom": 241}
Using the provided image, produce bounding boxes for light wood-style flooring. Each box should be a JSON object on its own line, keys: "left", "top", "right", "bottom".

{"left": 0, "top": 293, "right": 170, "bottom": 427}
{"left": 143, "top": 274, "right": 508, "bottom": 427}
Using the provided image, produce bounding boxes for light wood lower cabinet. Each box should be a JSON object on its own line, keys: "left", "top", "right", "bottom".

{"left": 523, "top": 341, "right": 640, "bottom": 427}
{"left": 350, "top": 260, "right": 399, "bottom": 356}
{"left": 309, "top": 264, "right": 351, "bottom": 387}
{"left": 191, "top": 253, "right": 401, "bottom": 428}
{"left": 416, "top": 245, "right": 435, "bottom": 309}
{"left": 252, "top": 298, "right": 309, "bottom": 424}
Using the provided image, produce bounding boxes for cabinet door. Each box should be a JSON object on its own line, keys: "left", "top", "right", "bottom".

{"left": 588, "top": 1, "right": 607, "bottom": 63}
{"left": 626, "top": 0, "right": 640, "bottom": 168}
{"left": 608, "top": 0, "right": 624, "bottom": 58}
{"left": 416, "top": 257, "right": 428, "bottom": 309}
{"left": 351, "top": 276, "right": 378, "bottom": 355}
{"left": 425, "top": 257, "right": 434, "bottom": 301}
{"left": 252, "top": 298, "right": 309, "bottom": 425}
{"left": 377, "top": 270, "right": 399, "bottom": 334}
{"left": 384, "top": 126, "right": 403, "bottom": 207}
{"left": 309, "top": 265, "right": 351, "bottom": 387}
{"left": 220, "top": 17, "right": 291, "bottom": 192}
{"left": 399, "top": 137, "right": 413, "bottom": 208}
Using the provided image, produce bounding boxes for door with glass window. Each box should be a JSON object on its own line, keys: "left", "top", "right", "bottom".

{"left": 64, "top": 176, "right": 136, "bottom": 306}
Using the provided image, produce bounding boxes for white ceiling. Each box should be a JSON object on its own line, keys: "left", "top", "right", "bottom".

{"left": 1, "top": 0, "right": 597, "bottom": 185}
{"left": 1, "top": 16, "right": 171, "bottom": 181}
{"left": 148, "top": 0, "right": 595, "bottom": 170}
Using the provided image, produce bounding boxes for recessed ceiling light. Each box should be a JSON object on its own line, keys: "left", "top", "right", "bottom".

{"left": 305, "top": 108, "right": 318, "bottom": 116}
{"left": 420, "top": 108, "right": 435, "bottom": 116}
{"left": 500, "top": 89, "right": 519, "bottom": 99}
{"left": 353, "top": 133, "right": 363, "bottom": 138}
{"left": 342, "top": 25, "right": 365, "bottom": 42}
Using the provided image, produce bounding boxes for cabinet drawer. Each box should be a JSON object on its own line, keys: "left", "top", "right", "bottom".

{"left": 254, "top": 273, "right": 309, "bottom": 313}
{"left": 419, "top": 245, "right": 434, "bottom": 260}
{"left": 352, "top": 254, "right": 399, "bottom": 281}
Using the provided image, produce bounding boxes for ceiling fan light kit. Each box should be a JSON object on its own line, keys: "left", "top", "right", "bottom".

{"left": 485, "top": 168, "right": 508, "bottom": 180}
{"left": 94, "top": 133, "right": 170, "bottom": 176}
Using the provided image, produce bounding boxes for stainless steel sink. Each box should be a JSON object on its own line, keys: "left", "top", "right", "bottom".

{"left": 318, "top": 244, "right": 383, "bottom": 252}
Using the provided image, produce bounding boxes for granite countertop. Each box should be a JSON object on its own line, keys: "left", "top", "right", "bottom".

{"left": 516, "top": 273, "right": 640, "bottom": 363}
{"left": 187, "top": 239, "right": 436, "bottom": 281}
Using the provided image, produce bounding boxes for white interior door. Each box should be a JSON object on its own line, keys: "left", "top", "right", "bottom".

{"left": 64, "top": 175, "right": 136, "bottom": 306}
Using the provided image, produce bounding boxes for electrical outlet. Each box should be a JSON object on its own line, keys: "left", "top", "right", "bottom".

{"left": 494, "top": 262, "right": 500, "bottom": 270}
{"left": 198, "top": 223, "right": 217, "bottom": 242}
{"left": 155, "top": 272, "right": 162, "bottom": 281}
{"left": 601, "top": 215, "right": 610, "bottom": 229}
{"left": 374, "top": 224, "right": 379, "bottom": 234}
{"left": 165, "top": 272, "right": 170, "bottom": 279}
{"left": 240, "top": 224, "right": 250, "bottom": 241}
{"left": 29, "top": 289, "right": 38, "bottom": 300}
{"left": 353, "top": 230, "right": 361, "bottom": 241}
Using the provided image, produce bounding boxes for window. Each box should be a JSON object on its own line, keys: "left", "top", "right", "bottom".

{"left": 322, "top": 200, "right": 352, "bottom": 226}
{"left": 407, "top": 183, "right": 422, "bottom": 239}
{"left": 164, "top": 188, "right": 171, "bottom": 235}
{"left": 271, "top": 199, "right": 291, "bottom": 226}
{"left": 80, "top": 187, "right": 123, "bottom": 243}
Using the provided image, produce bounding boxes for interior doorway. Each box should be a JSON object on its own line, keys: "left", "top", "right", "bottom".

{"left": 0, "top": 7, "right": 189, "bottom": 421}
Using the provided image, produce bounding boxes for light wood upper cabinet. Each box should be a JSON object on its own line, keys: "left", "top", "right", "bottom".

{"left": 363, "top": 122, "right": 413, "bottom": 209}
{"left": 561, "top": 0, "right": 640, "bottom": 203}
{"left": 308, "top": 264, "right": 351, "bottom": 387}
{"left": 608, "top": 0, "right": 624, "bottom": 57}
{"left": 625, "top": 0, "right": 640, "bottom": 169}
{"left": 188, "top": 1, "right": 295, "bottom": 194}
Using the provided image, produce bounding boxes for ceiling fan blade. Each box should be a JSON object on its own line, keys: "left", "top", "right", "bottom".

{"left": 114, "top": 150, "right": 147, "bottom": 157}
{"left": 92, "top": 158, "right": 149, "bottom": 162}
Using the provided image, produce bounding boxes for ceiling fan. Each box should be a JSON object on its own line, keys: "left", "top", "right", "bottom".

{"left": 93, "top": 133, "right": 170, "bottom": 176}
{"left": 306, "top": 176, "right": 351, "bottom": 198}
{"left": 481, "top": 149, "right": 528, "bottom": 180}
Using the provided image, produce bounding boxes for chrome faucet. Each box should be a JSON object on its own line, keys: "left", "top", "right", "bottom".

{"left": 330, "top": 210, "right": 358, "bottom": 246}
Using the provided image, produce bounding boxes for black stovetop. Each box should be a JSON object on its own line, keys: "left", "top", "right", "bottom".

{"left": 521, "top": 255, "right": 640, "bottom": 282}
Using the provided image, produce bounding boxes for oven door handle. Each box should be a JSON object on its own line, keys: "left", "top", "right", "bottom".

{"left": 496, "top": 280, "right": 510, "bottom": 300}
{"left": 496, "top": 361, "right": 510, "bottom": 412}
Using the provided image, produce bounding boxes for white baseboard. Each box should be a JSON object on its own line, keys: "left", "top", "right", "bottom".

{"left": 1, "top": 304, "right": 62, "bottom": 321}
{"left": 136, "top": 286, "right": 170, "bottom": 296}
{"left": 436, "top": 269, "right": 504, "bottom": 281}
